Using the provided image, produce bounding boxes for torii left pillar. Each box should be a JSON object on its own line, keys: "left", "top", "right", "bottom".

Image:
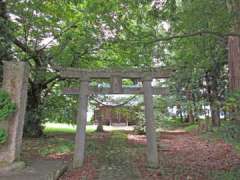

{"left": 73, "top": 78, "right": 89, "bottom": 168}
{"left": 143, "top": 76, "right": 159, "bottom": 168}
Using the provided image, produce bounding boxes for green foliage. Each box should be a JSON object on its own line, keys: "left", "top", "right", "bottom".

{"left": 203, "top": 121, "right": 240, "bottom": 152}
{"left": 0, "top": 129, "right": 7, "bottom": 144}
{"left": 157, "top": 117, "right": 181, "bottom": 129}
{"left": 134, "top": 112, "right": 145, "bottom": 134}
{"left": 0, "top": 89, "right": 16, "bottom": 121}
{"left": 214, "top": 122, "right": 240, "bottom": 141}
{"left": 41, "top": 84, "right": 78, "bottom": 124}
{"left": 184, "top": 123, "right": 198, "bottom": 132}
{"left": 1, "top": 0, "right": 236, "bottom": 136}
{"left": 210, "top": 168, "right": 240, "bottom": 180}
{"left": 165, "top": 0, "right": 230, "bottom": 122}
{"left": 0, "top": 90, "right": 15, "bottom": 144}
{"left": 224, "top": 90, "right": 240, "bottom": 112}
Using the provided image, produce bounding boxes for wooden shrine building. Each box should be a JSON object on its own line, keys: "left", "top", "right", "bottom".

{"left": 93, "top": 105, "right": 140, "bottom": 126}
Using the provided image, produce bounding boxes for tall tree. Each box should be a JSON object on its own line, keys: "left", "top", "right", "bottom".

{"left": 0, "top": 0, "right": 163, "bottom": 136}
{"left": 226, "top": 0, "right": 240, "bottom": 122}
{"left": 227, "top": 0, "right": 240, "bottom": 91}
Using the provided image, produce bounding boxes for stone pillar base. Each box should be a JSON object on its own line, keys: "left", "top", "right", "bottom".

{"left": 0, "top": 161, "right": 25, "bottom": 175}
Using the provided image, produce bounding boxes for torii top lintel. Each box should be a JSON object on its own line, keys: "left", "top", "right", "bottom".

{"left": 58, "top": 67, "right": 173, "bottom": 80}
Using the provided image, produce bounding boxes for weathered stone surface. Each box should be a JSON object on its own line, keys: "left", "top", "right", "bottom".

{"left": 0, "top": 61, "right": 29, "bottom": 163}
{"left": 63, "top": 87, "right": 169, "bottom": 95}
{"left": 73, "top": 80, "right": 89, "bottom": 168}
{"left": 111, "top": 75, "right": 122, "bottom": 93}
{"left": 0, "top": 161, "right": 25, "bottom": 174}
{"left": 58, "top": 67, "right": 173, "bottom": 79}
{"left": 0, "top": 160, "right": 67, "bottom": 180}
{"left": 143, "top": 78, "right": 159, "bottom": 168}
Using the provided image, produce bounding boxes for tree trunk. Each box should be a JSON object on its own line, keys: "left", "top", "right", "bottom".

{"left": 210, "top": 102, "right": 221, "bottom": 127}
{"left": 227, "top": 0, "right": 240, "bottom": 121}
{"left": 24, "top": 83, "right": 44, "bottom": 137}
{"left": 186, "top": 89, "right": 194, "bottom": 123}
{"left": 228, "top": 37, "right": 240, "bottom": 91}
{"left": 205, "top": 72, "right": 221, "bottom": 127}
{"left": 96, "top": 116, "right": 104, "bottom": 132}
{"left": 176, "top": 102, "right": 183, "bottom": 121}
{"left": 96, "top": 124, "right": 104, "bottom": 132}
{"left": 211, "top": 79, "right": 221, "bottom": 127}
{"left": 186, "top": 109, "right": 194, "bottom": 123}
{"left": 0, "top": 0, "right": 7, "bottom": 18}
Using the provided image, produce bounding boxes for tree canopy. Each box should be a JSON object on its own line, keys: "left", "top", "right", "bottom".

{"left": 0, "top": 0, "right": 240, "bottom": 136}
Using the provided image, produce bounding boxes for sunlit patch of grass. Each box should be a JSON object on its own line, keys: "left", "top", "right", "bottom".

{"left": 39, "top": 123, "right": 97, "bottom": 157}
{"left": 43, "top": 123, "right": 96, "bottom": 135}
{"left": 44, "top": 127, "right": 76, "bottom": 134}
{"left": 184, "top": 124, "right": 198, "bottom": 132}
{"left": 157, "top": 117, "right": 198, "bottom": 132}
{"left": 157, "top": 117, "right": 183, "bottom": 130}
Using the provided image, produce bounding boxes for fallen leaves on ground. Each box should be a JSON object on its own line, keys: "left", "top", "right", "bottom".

{"left": 131, "top": 132, "right": 240, "bottom": 180}
{"left": 59, "top": 156, "right": 97, "bottom": 180}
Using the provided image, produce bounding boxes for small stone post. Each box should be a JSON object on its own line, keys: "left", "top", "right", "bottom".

{"left": 0, "top": 61, "right": 29, "bottom": 163}
{"left": 143, "top": 76, "right": 159, "bottom": 168}
{"left": 73, "top": 78, "right": 89, "bottom": 168}
{"left": 111, "top": 75, "right": 122, "bottom": 93}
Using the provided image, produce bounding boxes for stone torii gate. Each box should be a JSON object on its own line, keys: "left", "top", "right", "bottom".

{"left": 58, "top": 67, "right": 171, "bottom": 168}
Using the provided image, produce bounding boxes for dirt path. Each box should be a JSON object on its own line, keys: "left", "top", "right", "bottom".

{"left": 60, "top": 131, "right": 141, "bottom": 180}
{"left": 95, "top": 131, "right": 140, "bottom": 180}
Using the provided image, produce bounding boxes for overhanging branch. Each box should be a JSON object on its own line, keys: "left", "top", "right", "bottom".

{"left": 146, "top": 31, "right": 240, "bottom": 44}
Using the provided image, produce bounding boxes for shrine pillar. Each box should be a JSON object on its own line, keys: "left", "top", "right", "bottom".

{"left": 143, "top": 76, "right": 159, "bottom": 168}
{"left": 73, "top": 77, "right": 89, "bottom": 168}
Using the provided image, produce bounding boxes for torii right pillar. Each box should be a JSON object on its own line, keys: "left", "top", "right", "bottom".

{"left": 143, "top": 76, "right": 159, "bottom": 168}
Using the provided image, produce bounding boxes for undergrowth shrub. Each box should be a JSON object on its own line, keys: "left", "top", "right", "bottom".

{"left": 203, "top": 121, "right": 240, "bottom": 152}
{"left": 0, "top": 89, "right": 16, "bottom": 144}
{"left": 0, "top": 89, "right": 16, "bottom": 121}
{"left": 134, "top": 112, "right": 145, "bottom": 134}
{"left": 215, "top": 122, "right": 240, "bottom": 140}
{"left": 0, "top": 129, "right": 7, "bottom": 144}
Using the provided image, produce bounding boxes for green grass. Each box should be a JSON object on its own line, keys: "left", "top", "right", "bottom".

{"left": 39, "top": 138, "right": 74, "bottom": 156}
{"left": 157, "top": 117, "right": 198, "bottom": 131}
{"left": 209, "top": 168, "right": 240, "bottom": 180}
{"left": 43, "top": 123, "right": 96, "bottom": 134}
{"left": 184, "top": 123, "right": 198, "bottom": 132}
{"left": 157, "top": 117, "right": 183, "bottom": 129}
{"left": 40, "top": 123, "right": 97, "bottom": 156}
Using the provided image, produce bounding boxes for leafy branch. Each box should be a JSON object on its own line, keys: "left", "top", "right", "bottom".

{"left": 146, "top": 31, "right": 240, "bottom": 44}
